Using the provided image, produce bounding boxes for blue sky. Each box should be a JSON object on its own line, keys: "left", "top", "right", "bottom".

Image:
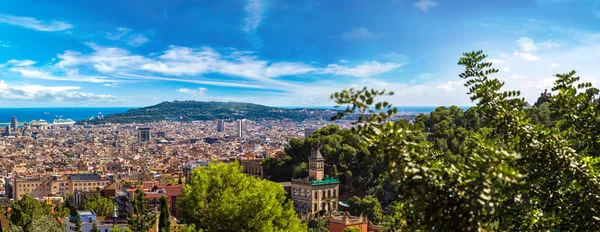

{"left": 0, "top": 0, "right": 599, "bottom": 107}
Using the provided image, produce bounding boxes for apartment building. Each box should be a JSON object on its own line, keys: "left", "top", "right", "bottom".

{"left": 13, "top": 174, "right": 110, "bottom": 200}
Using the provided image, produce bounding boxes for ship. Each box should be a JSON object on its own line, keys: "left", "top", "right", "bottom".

{"left": 52, "top": 118, "right": 75, "bottom": 126}
{"left": 30, "top": 119, "right": 49, "bottom": 126}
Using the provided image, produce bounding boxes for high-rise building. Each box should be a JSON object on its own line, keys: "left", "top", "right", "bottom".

{"left": 217, "top": 120, "right": 225, "bottom": 132}
{"left": 3, "top": 126, "right": 9, "bottom": 136}
{"left": 138, "top": 128, "right": 151, "bottom": 143}
{"left": 237, "top": 120, "right": 243, "bottom": 138}
{"left": 11, "top": 117, "right": 17, "bottom": 131}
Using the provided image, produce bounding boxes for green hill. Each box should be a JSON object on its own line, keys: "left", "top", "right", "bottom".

{"left": 80, "top": 101, "right": 330, "bottom": 124}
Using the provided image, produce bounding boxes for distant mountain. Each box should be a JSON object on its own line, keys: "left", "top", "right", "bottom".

{"left": 80, "top": 101, "right": 332, "bottom": 124}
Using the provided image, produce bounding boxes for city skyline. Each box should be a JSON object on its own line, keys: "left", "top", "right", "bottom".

{"left": 0, "top": 0, "right": 598, "bottom": 107}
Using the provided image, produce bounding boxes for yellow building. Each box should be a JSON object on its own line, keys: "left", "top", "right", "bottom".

{"left": 291, "top": 148, "right": 339, "bottom": 216}
{"left": 13, "top": 174, "right": 110, "bottom": 200}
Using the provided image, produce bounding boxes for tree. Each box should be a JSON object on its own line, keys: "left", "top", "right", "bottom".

{"left": 347, "top": 195, "right": 382, "bottom": 224}
{"left": 9, "top": 195, "right": 51, "bottom": 232}
{"left": 110, "top": 225, "right": 123, "bottom": 232}
{"left": 159, "top": 196, "right": 170, "bottom": 232}
{"left": 64, "top": 194, "right": 78, "bottom": 217}
{"left": 127, "top": 190, "right": 155, "bottom": 232}
{"left": 330, "top": 51, "right": 600, "bottom": 230}
{"left": 308, "top": 217, "right": 329, "bottom": 232}
{"left": 10, "top": 214, "right": 63, "bottom": 232}
{"left": 291, "top": 162, "right": 308, "bottom": 179}
{"left": 91, "top": 223, "right": 101, "bottom": 232}
{"left": 82, "top": 194, "right": 116, "bottom": 217}
{"left": 343, "top": 227, "right": 361, "bottom": 232}
{"left": 74, "top": 215, "right": 83, "bottom": 232}
{"left": 178, "top": 162, "right": 306, "bottom": 231}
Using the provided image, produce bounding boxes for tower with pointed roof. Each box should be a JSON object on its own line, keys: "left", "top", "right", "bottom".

{"left": 309, "top": 148, "right": 325, "bottom": 181}
{"left": 291, "top": 147, "right": 340, "bottom": 217}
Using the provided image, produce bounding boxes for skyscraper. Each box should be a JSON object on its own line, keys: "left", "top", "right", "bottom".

{"left": 237, "top": 120, "right": 243, "bottom": 138}
{"left": 11, "top": 117, "right": 17, "bottom": 131}
{"left": 138, "top": 128, "right": 151, "bottom": 143}
{"left": 3, "top": 126, "right": 9, "bottom": 136}
{"left": 217, "top": 120, "right": 224, "bottom": 132}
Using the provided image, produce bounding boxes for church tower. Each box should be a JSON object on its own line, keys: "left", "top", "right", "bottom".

{"left": 308, "top": 148, "right": 325, "bottom": 181}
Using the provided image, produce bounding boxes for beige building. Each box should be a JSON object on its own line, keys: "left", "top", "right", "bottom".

{"left": 241, "top": 158, "right": 264, "bottom": 179}
{"left": 291, "top": 148, "right": 339, "bottom": 216}
{"left": 13, "top": 174, "right": 110, "bottom": 200}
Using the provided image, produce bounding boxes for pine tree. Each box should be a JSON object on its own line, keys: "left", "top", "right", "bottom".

{"left": 74, "top": 215, "right": 83, "bottom": 232}
{"left": 91, "top": 222, "right": 100, "bottom": 232}
{"left": 127, "top": 190, "right": 155, "bottom": 232}
{"left": 158, "top": 196, "right": 170, "bottom": 232}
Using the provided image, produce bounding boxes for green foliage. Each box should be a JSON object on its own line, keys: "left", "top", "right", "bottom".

{"left": 110, "top": 225, "right": 124, "bottom": 232}
{"left": 91, "top": 223, "right": 101, "bottom": 232}
{"left": 343, "top": 227, "right": 361, "bottom": 232}
{"left": 347, "top": 195, "right": 383, "bottom": 224}
{"left": 159, "top": 196, "right": 170, "bottom": 232}
{"left": 10, "top": 214, "right": 63, "bottom": 232}
{"left": 307, "top": 217, "right": 329, "bottom": 232}
{"left": 292, "top": 162, "right": 308, "bottom": 179}
{"left": 262, "top": 156, "right": 293, "bottom": 182}
{"left": 178, "top": 162, "right": 305, "bottom": 232}
{"left": 74, "top": 215, "right": 83, "bottom": 232}
{"left": 82, "top": 194, "right": 116, "bottom": 217}
{"left": 83, "top": 101, "right": 323, "bottom": 124}
{"left": 127, "top": 190, "right": 155, "bottom": 232}
{"left": 330, "top": 50, "right": 600, "bottom": 230}
{"left": 9, "top": 195, "right": 52, "bottom": 232}
{"left": 64, "top": 194, "right": 78, "bottom": 217}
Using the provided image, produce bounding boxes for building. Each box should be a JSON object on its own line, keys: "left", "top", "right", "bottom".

{"left": 139, "top": 127, "right": 151, "bottom": 143}
{"left": 237, "top": 120, "right": 244, "bottom": 138}
{"left": 11, "top": 117, "right": 17, "bottom": 131}
{"left": 291, "top": 148, "right": 339, "bottom": 216}
{"left": 304, "top": 127, "right": 317, "bottom": 138}
{"left": 13, "top": 174, "right": 110, "bottom": 201}
{"left": 3, "top": 126, "right": 9, "bottom": 136}
{"left": 157, "top": 131, "right": 166, "bottom": 138}
{"left": 329, "top": 211, "right": 384, "bottom": 232}
{"left": 217, "top": 120, "right": 225, "bottom": 132}
{"left": 66, "top": 210, "right": 128, "bottom": 232}
{"left": 241, "top": 158, "right": 264, "bottom": 179}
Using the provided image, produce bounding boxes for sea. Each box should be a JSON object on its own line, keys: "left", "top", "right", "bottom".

{"left": 0, "top": 107, "right": 134, "bottom": 124}
{"left": 0, "top": 106, "right": 470, "bottom": 124}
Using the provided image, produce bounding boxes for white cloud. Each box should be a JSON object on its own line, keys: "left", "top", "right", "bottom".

{"left": 106, "top": 28, "right": 150, "bottom": 47}
{"left": 243, "top": 0, "right": 267, "bottom": 33}
{"left": 177, "top": 87, "right": 207, "bottom": 96}
{"left": 0, "top": 41, "right": 9, "bottom": 48}
{"left": 322, "top": 61, "right": 403, "bottom": 78}
{"left": 0, "top": 59, "right": 36, "bottom": 68}
{"left": 508, "top": 74, "right": 526, "bottom": 79}
{"left": 0, "top": 14, "right": 72, "bottom": 31}
{"left": 487, "top": 59, "right": 505, "bottom": 64}
{"left": 9, "top": 67, "right": 119, "bottom": 83}
{"left": 516, "top": 37, "right": 563, "bottom": 52}
{"left": 435, "top": 81, "right": 461, "bottom": 92}
{"left": 550, "top": 63, "right": 560, "bottom": 68}
{"left": 341, "top": 27, "right": 381, "bottom": 40}
{"left": 513, "top": 50, "right": 542, "bottom": 61}
{"left": 413, "top": 0, "right": 439, "bottom": 12}
{"left": 339, "top": 59, "right": 348, "bottom": 63}
{"left": 126, "top": 34, "right": 149, "bottom": 47}
{"left": 0, "top": 80, "right": 115, "bottom": 102}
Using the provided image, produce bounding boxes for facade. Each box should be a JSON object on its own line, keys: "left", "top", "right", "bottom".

{"left": 304, "top": 127, "right": 317, "bottom": 138}
{"left": 66, "top": 210, "right": 128, "bottom": 232}
{"left": 138, "top": 127, "right": 151, "bottom": 143}
{"left": 241, "top": 158, "right": 264, "bottom": 179}
{"left": 291, "top": 148, "right": 339, "bottom": 216}
{"left": 13, "top": 174, "right": 110, "bottom": 200}
{"left": 217, "top": 120, "right": 224, "bottom": 132}
{"left": 11, "top": 117, "right": 17, "bottom": 131}
{"left": 237, "top": 120, "right": 244, "bottom": 138}
{"left": 329, "top": 211, "right": 384, "bottom": 232}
